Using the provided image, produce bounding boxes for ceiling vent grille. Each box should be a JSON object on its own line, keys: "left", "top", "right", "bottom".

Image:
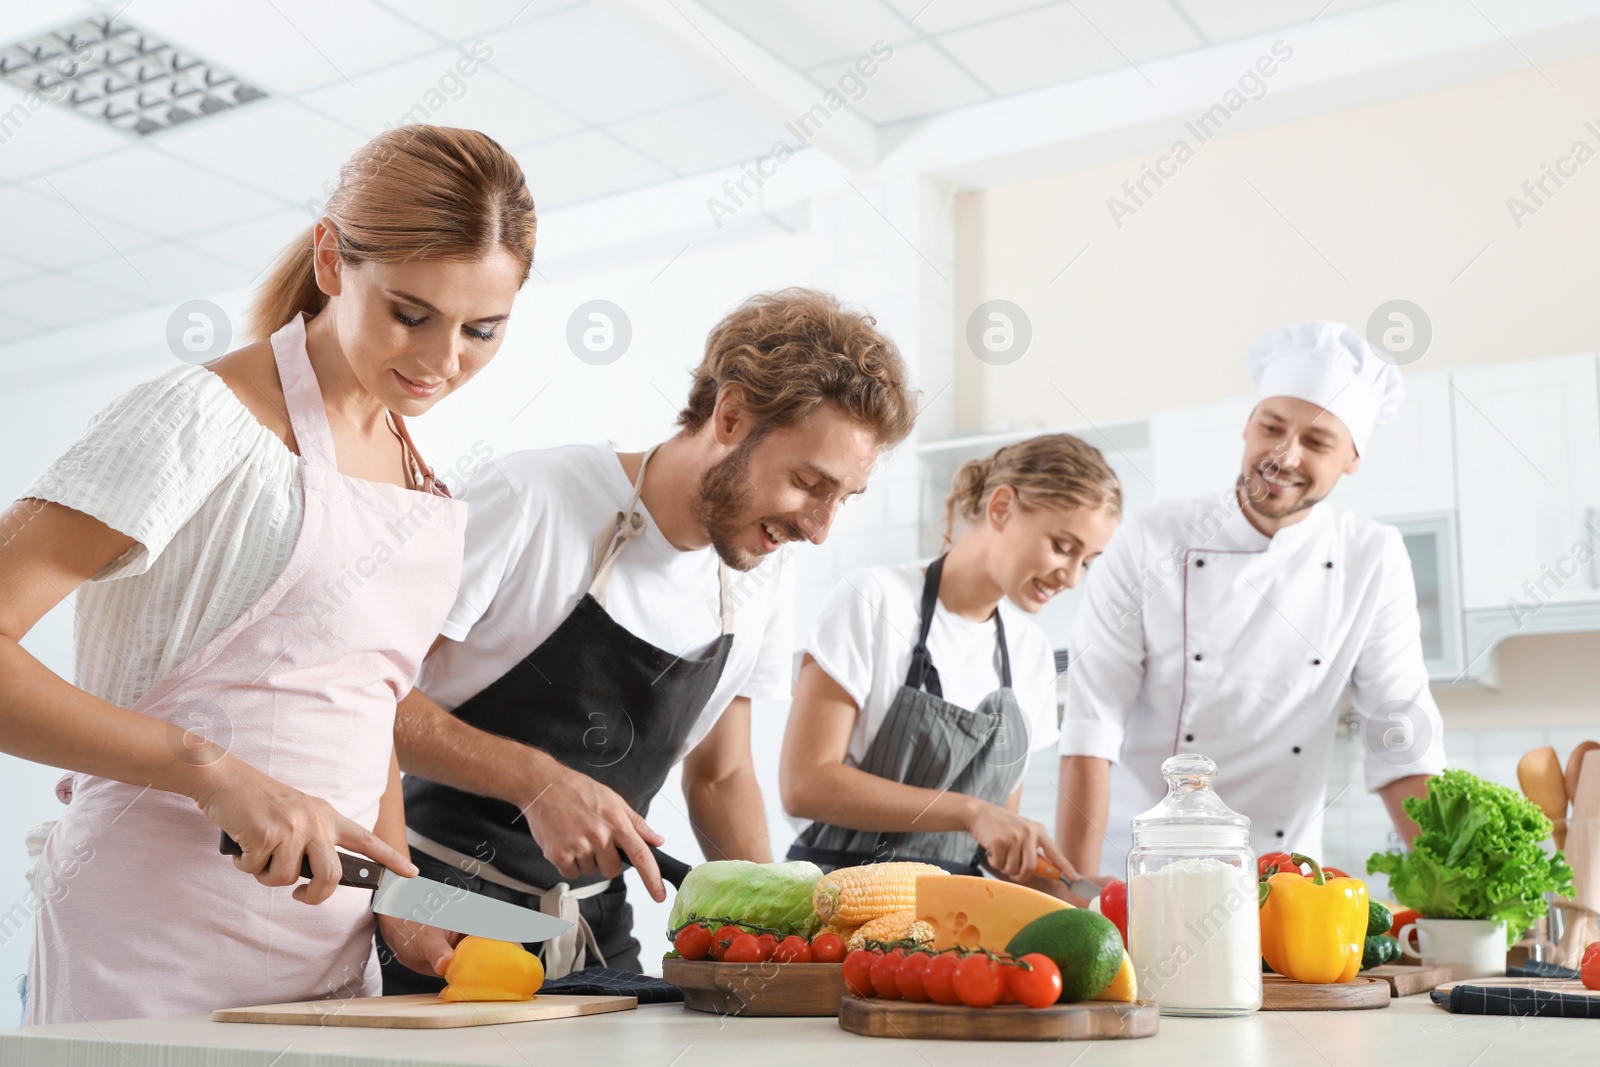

{"left": 0, "top": 16, "right": 267, "bottom": 136}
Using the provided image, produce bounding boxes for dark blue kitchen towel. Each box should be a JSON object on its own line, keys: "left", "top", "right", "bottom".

{"left": 539, "top": 967, "right": 683, "bottom": 1004}
{"left": 1430, "top": 963, "right": 1595, "bottom": 1018}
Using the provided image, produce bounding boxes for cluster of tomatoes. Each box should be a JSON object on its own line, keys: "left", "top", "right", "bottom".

{"left": 672, "top": 920, "right": 849, "bottom": 965}
{"left": 842, "top": 945, "right": 1064, "bottom": 1009}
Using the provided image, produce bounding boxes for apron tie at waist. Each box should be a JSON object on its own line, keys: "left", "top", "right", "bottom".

{"left": 406, "top": 829, "right": 609, "bottom": 979}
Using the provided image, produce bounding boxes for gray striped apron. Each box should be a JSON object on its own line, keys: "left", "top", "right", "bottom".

{"left": 788, "top": 555, "right": 1031, "bottom": 873}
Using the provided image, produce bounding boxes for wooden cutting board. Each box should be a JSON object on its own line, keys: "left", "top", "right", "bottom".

{"left": 1364, "top": 964, "right": 1452, "bottom": 997}
{"left": 837, "top": 995, "right": 1159, "bottom": 1041}
{"left": 213, "top": 993, "right": 636, "bottom": 1029}
{"left": 662, "top": 958, "right": 845, "bottom": 1016}
{"left": 1260, "top": 974, "right": 1391, "bottom": 1011}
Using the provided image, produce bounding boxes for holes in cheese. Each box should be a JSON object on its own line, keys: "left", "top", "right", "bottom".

{"left": 915, "top": 875, "right": 1072, "bottom": 951}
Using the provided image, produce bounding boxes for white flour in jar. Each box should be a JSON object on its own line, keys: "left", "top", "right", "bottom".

{"left": 1129, "top": 857, "right": 1261, "bottom": 1014}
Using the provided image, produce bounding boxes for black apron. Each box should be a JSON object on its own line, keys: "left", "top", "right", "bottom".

{"left": 392, "top": 446, "right": 734, "bottom": 983}
{"left": 787, "top": 556, "right": 1031, "bottom": 875}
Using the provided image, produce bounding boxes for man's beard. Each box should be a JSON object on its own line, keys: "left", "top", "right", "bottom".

{"left": 694, "top": 433, "right": 769, "bottom": 571}
{"left": 1236, "top": 467, "right": 1325, "bottom": 521}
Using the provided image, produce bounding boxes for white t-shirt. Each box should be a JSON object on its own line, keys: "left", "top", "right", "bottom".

{"left": 419, "top": 443, "right": 794, "bottom": 760}
{"left": 804, "top": 562, "right": 1061, "bottom": 782}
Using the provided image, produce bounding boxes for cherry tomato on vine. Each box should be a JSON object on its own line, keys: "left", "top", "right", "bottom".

{"left": 843, "top": 949, "right": 878, "bottom": 996}
{"left": 810, "top": 933, "right": 846, "bottom": 964}
{"left": 870, "top": 948, "right": 906, "bottom": 1000}
{"left": 1007, "top": 953, "right": 1063, "bottom": 1008}
{"left": 723, "top": 933, "right": 764, "bottom": 964}
{"left": 772, "top": 935, "right": 812, "bottom": 964}
{"left": 953, "top": 953, "right": 1007, "bottom": 1008}
{"left": 755, "top": 933, "right": 778, "bottom": 961}
{"left": 673, "top": 923, "right": 712, "bottom": 961}
{"left": 711, "top": 924, "right": 742, "bottom": 962}
{"left": 922, "top": 952, "right": 963, "bottom": 1005}
{"left": 896, "top": 952, "right": 931, "bottom": 1002}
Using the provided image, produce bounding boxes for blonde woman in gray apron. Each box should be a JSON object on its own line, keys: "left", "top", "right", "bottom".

{"left": 781, "top": 435, "right": 1121, "bottom": 885}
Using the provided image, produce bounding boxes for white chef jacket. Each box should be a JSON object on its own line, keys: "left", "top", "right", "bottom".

{"left": 1058, "top": 491, "right": 1446, "bottom": 866}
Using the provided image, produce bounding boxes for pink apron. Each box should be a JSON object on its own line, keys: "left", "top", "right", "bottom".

{"left": 25, "top": 314, "right": 465, "bottom": 1024}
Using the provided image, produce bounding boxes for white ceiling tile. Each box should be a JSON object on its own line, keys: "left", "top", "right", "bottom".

{"left": 183, "top": 210, "right": 314, "bottom": 274}
{"left": 155, "top": 100, "right": 363, "bottom": 205}
{"left": 124, "top": 0, "right": 440, "bottom": 95}
{"left": 70, "top": 241, "right": 252, "bottom": 303}
{"left": 808, "top": 39, "right": 987, "bottom": 124}
{"left": 0, "top": 2, "right": 100, "bottom": 46}
{"left": 697, "top": 0, "right": 917, "bottom": 69}
{"left": 0, "top": 84, "right": 133, "bottom": 182}
{"left": 1172, "top": 0, "right": 1395, "bottom": 44}
{"left": 608, "top": 94, "right": 789, "bottom": 174}
{"left": 512, "top": 129, "right": 672, "bottom": 209}
{"left": 372, "top": 0, "right": 579, "bottom": 42}
{"left": 483, "top": 5, "right": 723, "bottom": 124}
{"left": 880, "top": 0, "right": 1054, "bottom": 35}
{"left": 937, "top": 3, "right": 1129, "bottom": 96}
{"left": 1068, "top": 0, "right": 1204, "bottom": 63}
{"left": 0, "top": 255, "right": 43, "bottom": 285}
{"left": 0, "top": 184, "right": 160, "bottom": 269}
{"left": 0, "top": 272, "right": 141, "bottom": 324}
{"left": 27, "top": 146, "right": 283, "bottom": 239}
{"left": 0, "top": 312, "right": 44, "bottom": 345}
{"left": 300, "top": 50, "right": 580, "bottom": 148}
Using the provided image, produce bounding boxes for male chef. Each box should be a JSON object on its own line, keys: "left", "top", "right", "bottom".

{"left": 1056, "top": 321, "right": 1446, "bottom": 874}
{"left": 378, "top": 288, "right": 919, "bottom": 988}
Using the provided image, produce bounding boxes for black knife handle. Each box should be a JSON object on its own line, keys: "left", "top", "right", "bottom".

{"left": 219, "top": 831, "right": 384, "bottom": 890}
{"left": 630, "top": 845, "right": 692, "bottom": 889}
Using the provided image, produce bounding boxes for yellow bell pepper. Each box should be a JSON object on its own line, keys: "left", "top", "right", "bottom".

{"left": 439, "top": 936, "right": 545, "bottom": 1002}
{"left": 1258, "top": 853, "right": 1368, "bottom": 984}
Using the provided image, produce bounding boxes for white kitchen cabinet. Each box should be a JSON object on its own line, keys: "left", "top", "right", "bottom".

{"left": 1330, "top": 369, "right": 1456, "bottom": 518}
{"left": 1452, "top": 353, "right": 1600, "bottom": 612}
{"left": 1148, "top": 394, "right": 1256, "bottom": 502}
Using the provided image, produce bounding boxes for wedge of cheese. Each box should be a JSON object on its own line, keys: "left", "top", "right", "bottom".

{"left": 916, "top": 875, "right": 1072, "bottom": 951}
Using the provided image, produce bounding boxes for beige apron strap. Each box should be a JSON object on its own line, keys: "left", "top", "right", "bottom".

{"left": 406, "top": 829, "right": 610, "bottom": 979}
{"left": 716, "top": 562, "right": 734, "bottom": 635}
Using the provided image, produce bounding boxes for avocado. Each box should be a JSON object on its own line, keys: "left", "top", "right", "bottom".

{"left": 1005, "top": 909, "right": 1125, "bottom": 1003}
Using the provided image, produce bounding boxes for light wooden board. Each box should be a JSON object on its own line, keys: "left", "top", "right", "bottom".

{"left": 213, "top": 993, "right": 636, "bottom": 1029}
{"left": 1260, "top": 975, "right": 1390, "bottom": 1011}
{"left": 662, "top": 958, "right": 845, "bottom": 1017}
{"left": 1365, "top": 964, "right": 1452, "bottom": 997}
{"left": 1435, "top": 977, "right": 1598, "bottom": 998}
{"left": 837, "top": 995, "right": 1158, "bottom": 1041}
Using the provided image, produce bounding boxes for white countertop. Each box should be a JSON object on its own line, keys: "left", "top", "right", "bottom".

{"left": 0, "top": 993, "right": 1587, "bottom": 1066}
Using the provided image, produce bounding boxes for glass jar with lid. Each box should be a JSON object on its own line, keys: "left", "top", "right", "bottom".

{"left": 1126, "top": 753, "right": 1261, "bottom": 1016}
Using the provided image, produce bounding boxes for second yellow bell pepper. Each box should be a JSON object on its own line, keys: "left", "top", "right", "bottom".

{"left": 1259, "top": 853, "right": 1368, "bottom": 984}
{"left": 439, "top": 936, "right": 545, "bottom": 1002}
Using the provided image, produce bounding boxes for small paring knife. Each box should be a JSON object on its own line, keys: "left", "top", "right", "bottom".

{"left": 1034, "top": 858, "right": 1104, "bottom": 901}
{"left": 219, "top": 832, "right": 574, "bottom": 944}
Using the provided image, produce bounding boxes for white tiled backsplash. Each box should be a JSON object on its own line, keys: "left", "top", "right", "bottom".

{"left": 1018, "top": 718, "right": 1590, "bottom": 903}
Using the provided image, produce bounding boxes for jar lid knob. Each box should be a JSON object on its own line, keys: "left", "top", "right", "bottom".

{"left": 1161, "top": 752, "right": 1218, "bottom": 787}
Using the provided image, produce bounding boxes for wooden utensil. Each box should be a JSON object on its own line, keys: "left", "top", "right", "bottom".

{"left": 1567, "top": 741, "right": 1600, "bottom": 809}
{"left": 1518, "top": 747, "right": 1569, "bottom": 848}
{"left": 837, "top": 996, "right": 1158, "bottom": 1041}
{"left": 1260, "top": 974, "right": 1391, "bottom": 1011}
{"left": 213, "top": 993, "right": 635, "bottom": 1029}
{"left": 1362, "top": 964, "right": 1451, "bottom": 997}
{"left": 1555, "top": 748, "right": 1600, "bottom": 966}
{"left": 661, "top": 959, "right": 845, "bottom": 1017}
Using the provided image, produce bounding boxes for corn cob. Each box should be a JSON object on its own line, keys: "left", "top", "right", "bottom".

{"left": 815, "top": 921, "right": 861, "bottom": 942}
{"left": 811, "top": 862, "right": 948, "bottom": 926}
{"left": 845, "top": 909, "right": 935, "bottom": 950}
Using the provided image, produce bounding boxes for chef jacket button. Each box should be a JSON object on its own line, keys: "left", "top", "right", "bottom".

{"left": 1292, "top": 746, "right": 1302, "bottom": 754}
{"left": 1185, "top": 733, "right": 1195, "bottom": 742}
{"left": 1275, "top": 830, "right": 1285, "bottom": 838}
{"left": 1195, "top": 558, "right": 1205, "bottom": 567}
{"left": 1325, "top": 561, "right": 1334, "bottom": 569}
{"left": 1193, "top": 653, "right": 1203, "bottom": 662}
{"left": 1312, "top": 658, "right": 1322, "bottom": 666}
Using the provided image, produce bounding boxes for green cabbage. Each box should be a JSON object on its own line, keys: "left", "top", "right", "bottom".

{"left": 1367, "top": 768, "right": 1573, "bottom": 946}
{"left": 666, "top": 860, "right": 823, "bottom": 937}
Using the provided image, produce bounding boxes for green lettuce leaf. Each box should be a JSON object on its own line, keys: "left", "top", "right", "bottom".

{"left": 1367, "top": 768, "right": 1573, "bottom": 946}
{"left": 666, "top": 860, "right": 823, "bottom": 937}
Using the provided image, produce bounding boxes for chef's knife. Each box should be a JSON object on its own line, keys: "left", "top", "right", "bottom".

{"left": 1034, "top": 858, "right": 1103, "bottom": 901}
{"left": 219, "top": 832, "right": 574, "bottom": 943}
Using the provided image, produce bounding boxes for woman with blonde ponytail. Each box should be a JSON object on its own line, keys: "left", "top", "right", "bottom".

{"left": 8, "top": 126, "right": 536, "bottom": 1023}
{"left": 780, "top": 434, "right": 1122, "bottom": 890}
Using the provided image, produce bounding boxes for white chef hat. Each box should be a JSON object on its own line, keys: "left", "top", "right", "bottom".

{"left": 1246, "top": 321, "right": 1405, "bottom": 453}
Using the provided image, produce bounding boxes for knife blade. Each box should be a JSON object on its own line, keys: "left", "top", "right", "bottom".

{"left": 1034, "top": 858, "right": 1103, "bottom": 901}
{"left": 219, "top": 832, "right": 574, "bottom": 944}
